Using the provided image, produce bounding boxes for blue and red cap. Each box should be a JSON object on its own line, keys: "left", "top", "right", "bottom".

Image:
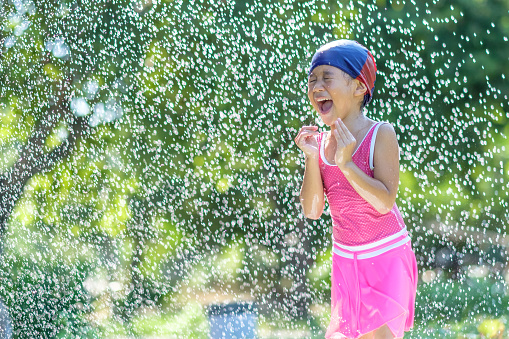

{"left": 309, "top": 40, "right": 377, "bottom": 106}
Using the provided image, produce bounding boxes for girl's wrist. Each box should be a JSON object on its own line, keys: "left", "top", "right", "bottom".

{"left": 304, "top": 154, "right": 319, "bottom": 162}
{"left": 337, "top": 160, "right": 354, "bottom": 172}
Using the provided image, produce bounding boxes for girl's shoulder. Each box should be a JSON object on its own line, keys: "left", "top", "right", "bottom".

{"left": 364, "top": 119, "right": 396, "bottom": 137}
{"left": 373, "top": 121, "right": 397, "bottom": 140}
{"left": 371, "top": 121, "right": 399, "bottom": 156}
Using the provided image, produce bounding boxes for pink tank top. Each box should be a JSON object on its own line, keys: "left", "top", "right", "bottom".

{"left": 317, "top": 122, "right": 406, "bottom": 246}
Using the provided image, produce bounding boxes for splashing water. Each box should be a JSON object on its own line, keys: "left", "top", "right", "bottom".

{"left": 0, "top": 0, "right": 508, "bottom": 337}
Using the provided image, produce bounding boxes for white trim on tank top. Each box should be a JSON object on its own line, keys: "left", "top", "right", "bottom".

{"left": 369, "top": 122, "right": 385, "bottom": 170}
{"left": 319, "top": 123, "right": 378, "bottom": 167}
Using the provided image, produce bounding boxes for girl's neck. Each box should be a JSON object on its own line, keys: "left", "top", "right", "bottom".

{"left": 330, "top": 110, "right": 366, "bottom": 132}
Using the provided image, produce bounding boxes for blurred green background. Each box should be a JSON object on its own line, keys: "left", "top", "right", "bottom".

{"left": 0, "top": 0, "right": 509, "bottom": 337}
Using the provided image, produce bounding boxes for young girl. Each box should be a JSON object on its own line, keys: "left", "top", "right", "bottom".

{"left": 294, "top": 40, "right": 417, "bottom": 339}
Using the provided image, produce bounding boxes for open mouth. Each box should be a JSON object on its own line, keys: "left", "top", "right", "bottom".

{"left": 317, "top": 99, "right": 333, "bottom": 114}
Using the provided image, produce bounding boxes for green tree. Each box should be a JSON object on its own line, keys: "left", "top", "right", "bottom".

{"left": 0, "top": 0, "right": 508, "bottom": 335}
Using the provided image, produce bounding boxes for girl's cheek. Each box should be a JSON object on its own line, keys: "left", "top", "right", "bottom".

{"left": 307, "top": 89, "right": 314, "bottom": 100}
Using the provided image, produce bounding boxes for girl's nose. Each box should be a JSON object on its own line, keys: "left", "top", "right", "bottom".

{"left": 312, "top": 81, "right": 325, "bottom": 92}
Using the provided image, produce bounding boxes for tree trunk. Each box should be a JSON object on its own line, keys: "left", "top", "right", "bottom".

{"left": 0, "top": 81, "right": 88, "bottom": 247}
{"left": 119, "top": 198, "right": 153, "bottom": 323}
{"left": 284, "top": 218, "right": 314, "bottom": 320}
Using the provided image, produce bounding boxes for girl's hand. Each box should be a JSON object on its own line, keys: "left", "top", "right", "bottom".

{"left": 294, "top": 126, "right": 319, "bottom": 159}
{"left": 333, "top": 118, "right": 356, "bottom": 168}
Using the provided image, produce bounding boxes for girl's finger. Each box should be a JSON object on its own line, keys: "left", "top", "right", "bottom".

{"left": 335, "top": 119, "right": 350, "bottom": 136}
{"left": 336, "top": 120, "right": 355, "bottom": 145}
{"left": 302, "top": 132, "right": 320, "bottom": 142}
{"left": 334, "top": 129, "right": 345, "bottom": 148}
{"left": 334, "top": 125, "right": 349, "bottom": 146}
{"left": 336, "top": 124, "right": 350, "bottom": 144}
{"left": 299, "top": 131, "right": 319, "bottom": 140}
{"left": 295, "top": 126, "right": 318, "bottom": 141}
{"left": 295, "top": 130, "right": 319, "bottom": 144}
{"left": 332, "top": 127, "right": 341, "bottom": 142}
{"left": 334, "top": 120, "right": 345, "bottom": 141}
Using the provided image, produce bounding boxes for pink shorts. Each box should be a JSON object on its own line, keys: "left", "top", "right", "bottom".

{"left": 325, "top": 229, "right": 418, "bottom": 339}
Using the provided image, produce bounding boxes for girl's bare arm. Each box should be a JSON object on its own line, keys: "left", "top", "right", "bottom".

{"left": 294, "top": 126, "right": 325, "bottom": 219}
{"left": 336, "top": 122, "right": 400, "bottom": 214}
{"left": 299, "top": 156, "right": 324, "bottom": 219}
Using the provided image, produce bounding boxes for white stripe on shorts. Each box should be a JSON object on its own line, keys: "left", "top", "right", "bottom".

{"left": 333, "top": 227, "right": 408, "bottom": 252}
{"left": 333, "top": 236, "right": 411, "bottom": 260}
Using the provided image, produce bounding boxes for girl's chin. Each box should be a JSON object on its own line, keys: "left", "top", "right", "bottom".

{"left": 318, "top": 113, "right": 337, "bottom": 126}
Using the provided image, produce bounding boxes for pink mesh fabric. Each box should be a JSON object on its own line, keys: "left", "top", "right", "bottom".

{"left": 317, "top": 122, "right": 405, "bottom": 246}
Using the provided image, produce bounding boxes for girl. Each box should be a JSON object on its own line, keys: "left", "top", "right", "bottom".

{"left": 294, "top": 40, "right": 417, "bottom": 339}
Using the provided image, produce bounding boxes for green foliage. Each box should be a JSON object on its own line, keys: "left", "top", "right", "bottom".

{"left": 416, "top": 274, "right": 509, "bottom": 323}
{"left": 0, "top": 219, "right": 97, "bottom": 337}
{"left": 130, "top": 302, "right": 209, "bottom": 338}
{"left": 0, "top": 0, "right": 508, "bottom": 335}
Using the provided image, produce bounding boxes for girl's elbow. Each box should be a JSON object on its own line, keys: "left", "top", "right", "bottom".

{"left": 376, "top": 200, "right": 395, "bottom": 214}
{"left": 300, "top": 198, "right": 323, "bottom": 219}
{"left": 304, "top": 209, "right": 323, "bottom": 219}
{"left": 376, "top": 206, "right": 391, "bottom": 215}
{"left": 300, "top": 205, "right": 320, "bottom": 219}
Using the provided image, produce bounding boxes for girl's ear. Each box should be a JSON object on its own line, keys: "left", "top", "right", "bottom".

{"left": 354, "top": 80, "right": 368, "bottom": 97}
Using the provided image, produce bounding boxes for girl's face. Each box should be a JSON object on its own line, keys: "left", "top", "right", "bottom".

{"left": 307, "top": 65, "right": 365, "bottom": 126}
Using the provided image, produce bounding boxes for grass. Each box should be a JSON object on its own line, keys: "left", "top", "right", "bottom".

{"left": 90, "top": 273, "right": 509, "bottom": 338}
{"left": 101, "top": 308, "right": 507, "bottom": 339}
